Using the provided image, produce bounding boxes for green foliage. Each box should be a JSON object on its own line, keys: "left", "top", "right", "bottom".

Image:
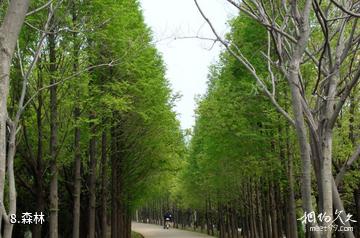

{"left": 131, "top": 231, "right": 143, "bottom": 238}
{"left": 174, "top": 15, "right": 285, "bottom": 208}
{"left": 10, "top": 0, "right": 184, "bottom": 236}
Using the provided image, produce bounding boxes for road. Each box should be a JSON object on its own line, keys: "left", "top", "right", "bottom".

{"left": 132, "top": 222, "right": 214, "bottom": 238}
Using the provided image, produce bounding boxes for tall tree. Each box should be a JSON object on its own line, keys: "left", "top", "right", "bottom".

{"left": 0, "top": 0, "right": 30, "bottom": 231}
{"left": 48, "top": 10, "right": 59, "bottom": 238}
{"left": 194, "top": 0, "right": 360, "bottom": 237}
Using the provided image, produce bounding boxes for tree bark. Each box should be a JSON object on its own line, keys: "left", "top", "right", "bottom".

{"left": 256, "top": 182, "right": 264, "bottom": 238}
{"left": 354, "top": 188, "right": 360, "bottom": 237}
{"left": 0, "top": 0, "right": 30, "bottom": 232}
{"left": 332, "top": 179, "right": 355, "bottom": 238}
{"left": 269, "top": 181, "right": 278, "bottom": 238}
{"left": 49, "top": 15, "right": 59, "bottom": 238}
{"left": 71, "top": 1, "right": 82, "bottom": 237}
{"left": 88, "top": 112, "right": 97, "bottom": 238}
{"left": 72, "top": 106, "right": 81, "bottom": 238}
{"left": 100, "top": 130, "right": 108, "bottom": 238}
{"left": 320, "top": 72, "right": 336, "bottom": 237}
{"left": 287, "top": 139, "right": 298, "bottom": 238}
{"left": 3, "top": 120, "right": 16, "bottom": 238}
{"left": 275, "top": 183, "right": 283, "bottom": 238}
{"left": 33, "top": 65, "right": 45, "bottom": 238}
{"left": 286, "top": 2, "right": 321, "bottom": 233}
{"left": 288, "top": 64, "right": 319, "bottom": 238}
{"left": 111, "top": 123, "right": 118, "bottom": 238}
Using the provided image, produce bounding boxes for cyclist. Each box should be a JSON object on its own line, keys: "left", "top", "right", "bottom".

{"left": 163, "top": 211, "right": 173, "bottom": 229}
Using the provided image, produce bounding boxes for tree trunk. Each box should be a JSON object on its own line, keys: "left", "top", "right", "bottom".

{"left": 320, "top": 113, "right": 334, "bottom": 238}
{"left": 332, "top": 179, "right": 355, "bottom": 238}
{"left": 209, "top": 199, "right": 214, "bottom": 236}
{"left": 49, "top": 17, "right": 59, "bottom": 238}
{"left": 71, "top": 1, "right": 82, "bottom": 237}
{"left": 0, "top": 0, "right": 30, "bottom": 232}
{"left": 275, "top": 184, "right": 283, "bottom": 238}
{"left": 206, "top": 199, "right": 210, "bottom": 235}
{"left": 72, "top": 106, "right": 81, "bottom": 238}
{"left": 286, "top": 1, "right": 320, "bottom": 236}
{"left": 286, "top": 122, "right": 298, "bottom": 238}
{"left": 100, "top": 130, "right": 108, "bottom": 238}
{"left": 350, "top": 93, "right": 360, "bottom": 237}
{"left": 256, "top": 182, "right": 264, "bottom": 238}
{"left": 354, "top": 188, "right": 360, "bottom": 237}
{"left": 88, "top": 112, "right": 97, "bottom": 238}
{"left": 33, "top": 182, "right": 45, "bottom": 238}
{"left": 262, "top": 183, "right": 270, "bottom": 238}
{"left": 33, "top": 71, "right": 45, "bottom": 238}
{"left": 3, "top": 120, "right": 16, "bottom": 238}
{"left": 111, "top": 123, "right": 118, "bottom": 238}
{"left": 269, "top": 182, "right": 278, "bottom": 238}
{"left": 262, "top": 189, "right": 269, "bottom": 238}
{"left": 287, "top": 68, "right": 319, "bottom": 238}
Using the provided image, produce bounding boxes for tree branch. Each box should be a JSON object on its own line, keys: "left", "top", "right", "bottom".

{"left": 328, "top": 66, "right": 360, "bottom": 129}
{"left": 330, "top": 0, "right": 360, "bottom": 18}
{"left": 194, "top": 0, "right": 295, "bottom": 127}
{"left": 26, "top": 0, "right": 54, "bottom": 16}
{"left": 336, "top": 144, "right": 360, "bottom": 186}
{"left": 226, "top": 0, "right": 327, "bottom": 75}
{"left": 22, "top": 61, "right": 118, "bottom": 111}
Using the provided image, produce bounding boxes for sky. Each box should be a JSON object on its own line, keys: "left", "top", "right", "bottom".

{"left": 139, "top": 0, "right": 236, "bottom": 130}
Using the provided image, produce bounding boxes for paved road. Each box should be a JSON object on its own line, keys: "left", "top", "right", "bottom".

{"left": 132, "top": 222, "right": 214, "bottom": 238}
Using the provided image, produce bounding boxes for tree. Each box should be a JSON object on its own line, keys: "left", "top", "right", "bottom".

{"left": 195, "top": 0, "right": 360, "bottom": 237}
{"left": 6, "top": 0, "right": 185, "bottom": 237}
{"left": 0, "top": 1, "right": 33, "bottom": 237}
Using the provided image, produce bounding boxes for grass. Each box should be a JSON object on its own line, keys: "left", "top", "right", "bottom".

{"left": 131, "top": 231, "right": 144, "bottom": 238}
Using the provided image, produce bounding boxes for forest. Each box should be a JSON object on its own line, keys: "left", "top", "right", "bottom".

{"left": 0, "top": 0, "right": 360, "bottom": 238}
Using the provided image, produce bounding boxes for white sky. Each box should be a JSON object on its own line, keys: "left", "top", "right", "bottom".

{"left": 139, "top": 0, "right": 236, "bottom": 130}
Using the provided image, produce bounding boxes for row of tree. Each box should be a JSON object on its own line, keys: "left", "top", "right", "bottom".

{"left": 1, "top": 0, "right": 184, "bottom": 237}
{"left": 138, "top": 1, "right": 360, "bottom": 238}
{"left": 2, "top": 0, "right": 360, "bottom": 238}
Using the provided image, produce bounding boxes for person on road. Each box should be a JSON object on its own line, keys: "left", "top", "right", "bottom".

{"left": 163, "top": 211, "right": 173, "bottom": 228}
